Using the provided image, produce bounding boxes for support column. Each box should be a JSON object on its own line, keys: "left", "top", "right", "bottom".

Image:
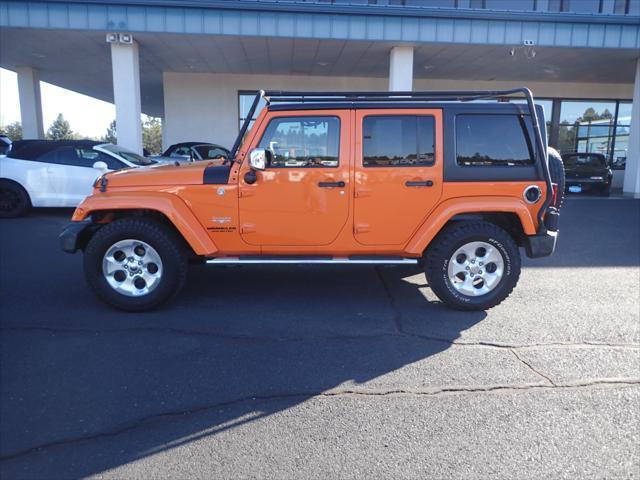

{"left": 110, "top": 39, "right": 142, "bottom": 154}
{"left": 16, "top": 67, "right": 44, "bottom": 139}
{"left": 389, "top": 46, "right": 414, "bottom": 92}
{"left": 623, "top": 58, "right": 640, "bottom": 196}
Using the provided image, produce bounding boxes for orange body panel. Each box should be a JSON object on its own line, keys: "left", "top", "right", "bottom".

{"left": 353, "top": 108, "right": 444, "bottom": 245}
{"left": 72, "top": 106, "right": 545, "bottom": 258}
{"left": 72, "top": 190, "right": 217, "bottom": 256}
{"left": 236, "top": 109, "right": 352, "bottom": 246}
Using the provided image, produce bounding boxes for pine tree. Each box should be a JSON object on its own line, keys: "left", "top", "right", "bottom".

{"left": 46, "top": 114, "right": 76, "bottom": 140}
{"left": 0, "top": 121, "right": 23, "bottom": 141}
{"left": 103, "top": 120, "right": 117, "bottom": 143}
{"left": 142, "top": 117, "right": 162, "bottom": 155}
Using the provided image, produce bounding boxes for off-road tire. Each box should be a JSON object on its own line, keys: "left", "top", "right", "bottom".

{"left": 0, "top": 179, "right": 31, "bottom": 218}
{"left": 84, "top": 218, "right": 188, "bottom": 311}
{"left": 547, "top": 147, "right": 565, "bottom": 210}
{"left": 425, "top": 221, "right": 521, "bottom": 311}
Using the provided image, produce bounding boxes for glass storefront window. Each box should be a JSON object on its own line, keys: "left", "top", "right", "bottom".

{"left": 485, "top": 0, "right": 535, "bottom": 10}
{"left": 510, "top": 99, "right": 553, "bottom": 142}
{"left": 559, "top": 101, "right": 616, "bottom": 124}
{"left": 239, "top": 91, "right": 267, "bottom": 130}
{"left": 567, "top": 0, "right": 600, "bottom": 13}
{"left": 558, "top": 100, "right": 616, "bottom": 157}
{"left": 612, "top": 102, "right": 632, "bottom": 169}
{"left": 556, "top": 100, "right": 632, "bottom": 170}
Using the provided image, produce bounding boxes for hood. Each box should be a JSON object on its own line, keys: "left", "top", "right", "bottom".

{"left": 104, "top": 161, "right": 208, "bottom": 188}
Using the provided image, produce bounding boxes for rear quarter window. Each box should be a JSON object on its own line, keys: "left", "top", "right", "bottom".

{"left": 456, "top": 114, "right": 534, "bottom": 166}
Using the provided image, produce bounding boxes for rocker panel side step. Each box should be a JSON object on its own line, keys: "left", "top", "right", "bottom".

{"left": 206, "top": 256, "right": 418, "bottom": 265}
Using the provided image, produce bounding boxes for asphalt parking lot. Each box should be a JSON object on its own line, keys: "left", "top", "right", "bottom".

{"left": 1, "top": 197, "right": 639, "bottom": 479}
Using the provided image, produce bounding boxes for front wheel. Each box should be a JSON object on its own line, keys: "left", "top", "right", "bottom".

{"left": 425, "top": 221, "right": 521, "bottom": 311}
{"left": 84, "top": 218, "right": 188, "bottom": 311}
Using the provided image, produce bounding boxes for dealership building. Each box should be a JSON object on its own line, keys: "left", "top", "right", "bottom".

{"left": 1, "top": 0, "right": 639, "bottom": 193}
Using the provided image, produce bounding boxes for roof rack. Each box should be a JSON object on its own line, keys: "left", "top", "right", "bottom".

{"left": 262, "top": 88, "right": 531, "bottom": 104}
{"left": 229, "top": 87, "right": 552, "bottom": 234}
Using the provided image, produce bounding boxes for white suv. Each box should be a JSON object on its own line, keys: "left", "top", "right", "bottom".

{"left": 0, "top": 140, "right": 158, "bottom": 217}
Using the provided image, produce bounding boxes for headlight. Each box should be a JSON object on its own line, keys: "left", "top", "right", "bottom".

{"left": 590, "top": 176, "right": 604, "bottom": 181}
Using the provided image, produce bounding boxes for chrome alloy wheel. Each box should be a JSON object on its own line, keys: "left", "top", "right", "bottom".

{"left": 447, "top": 241, "right": 504, "bottom": 297}
{"left": 102, "top": 239, "right": 163, "bottom": 297}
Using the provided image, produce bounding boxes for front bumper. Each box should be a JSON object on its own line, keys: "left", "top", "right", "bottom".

{"left": 59, "top": 220, "right": 94, "bottom": 253}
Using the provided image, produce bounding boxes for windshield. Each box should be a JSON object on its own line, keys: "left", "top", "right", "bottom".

{"left": 99, "top": 144, "right": 155, "bottom": 166}
{"left": 563, "top": 154, "right": 606, "bottom": 168}
{"left": 194, "top": 145, "right": 228, "bottom": 160}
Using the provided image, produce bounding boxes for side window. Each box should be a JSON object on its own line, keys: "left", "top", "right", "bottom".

{"left": 363, "top": 116, "right": 435, "bottom": 167}
{"left": 54, "top": 147, "right": 83, "bottom": 167}
{"left": 37, "top": 149, "right": 59, "bottom": 164}
{"left": 456, "top": 114, "right": 535, "bottom": 166}
{"left": 258, "top": 116, "right": 340, "bottom": 168}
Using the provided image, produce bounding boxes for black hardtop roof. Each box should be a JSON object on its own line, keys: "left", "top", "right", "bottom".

{"left": 8, "top": 139, "right": 103, "bottom": 160}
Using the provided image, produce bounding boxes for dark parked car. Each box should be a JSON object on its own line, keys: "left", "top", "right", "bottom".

{"left": 562, "top": 152, "right": 612, "bottom": 197}
{"left": 153, "top": 142, "right": 229, "bottom": 162}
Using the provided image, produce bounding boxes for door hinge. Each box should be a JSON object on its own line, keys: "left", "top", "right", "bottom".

{"left": 354, "top": 189, "right": 372, "bottom": 198}
{"left": 240, "top": 224, "right": 256, "bottom": 234}
{"left": 355, "top": 224, "right": 370, "bottom": 234}
{"left": 239, "top": 188, "right": 255, "bottom": 198}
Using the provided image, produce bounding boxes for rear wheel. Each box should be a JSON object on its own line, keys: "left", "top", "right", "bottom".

{"left": 425, "top": 221, "right": 521, "bottom": 311}
{"left": 84, "top": 218, "right": 188, "bottom": 311}
{"left": 0, "top": 180, "right": 31, "bottom": 218}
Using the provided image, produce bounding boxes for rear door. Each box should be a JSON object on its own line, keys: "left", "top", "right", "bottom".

{"left": 238, "top": 111, "right": 350, "bottom": 246}
{"left": 353, "top": 109, "right": 443, "bottom": 245}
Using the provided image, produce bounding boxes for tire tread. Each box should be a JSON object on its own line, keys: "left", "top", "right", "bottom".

{"left": 425, "top": 221, "right": 521, "bottom": 311}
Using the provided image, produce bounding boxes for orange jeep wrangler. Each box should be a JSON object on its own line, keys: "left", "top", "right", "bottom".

{"left": 60, "top": 89, "right": 564, "bottom": 312}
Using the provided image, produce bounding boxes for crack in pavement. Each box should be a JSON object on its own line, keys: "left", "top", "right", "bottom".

{"left": 510, "top": 348, "right": 556, "bottom": 386}
{"left": 2, "top": 326, "right": 638, "bottom": 352}
{"left": 1, "top": 379, "right": 638, "bottom": 463}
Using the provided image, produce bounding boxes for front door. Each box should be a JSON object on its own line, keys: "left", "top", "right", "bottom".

{"left": 354, "top": 109, "right": 443, "bottom": 246}
{"left": 239, "top": 111, "right": 351, "bottom": 246}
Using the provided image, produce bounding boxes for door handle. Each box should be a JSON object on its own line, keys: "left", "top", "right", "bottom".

{"left": 405, "top": 180, "right": 434, "bottom": 187}
{"left": 318, "top": 181, "right": 345, "bottom": 188}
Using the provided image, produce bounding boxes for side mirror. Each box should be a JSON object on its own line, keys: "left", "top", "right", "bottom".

{"left": 92, "top": 161, "right": 108, "bottom": 171}
{"left": 249, "top": 148, "right": 272, "bottom": 171}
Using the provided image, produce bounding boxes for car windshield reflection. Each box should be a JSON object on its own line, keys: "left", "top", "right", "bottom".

{"left": 99, "top": 143, "right": 155, "bottom": 166}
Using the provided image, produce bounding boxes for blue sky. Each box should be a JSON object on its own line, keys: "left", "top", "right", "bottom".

{"left": 0, "top": 67, "right": 116, "bottom": 138}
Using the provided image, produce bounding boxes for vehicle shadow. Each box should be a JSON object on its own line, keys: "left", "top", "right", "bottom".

{"left": 0, "top": 260, "right": 485, "bottom": 478}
